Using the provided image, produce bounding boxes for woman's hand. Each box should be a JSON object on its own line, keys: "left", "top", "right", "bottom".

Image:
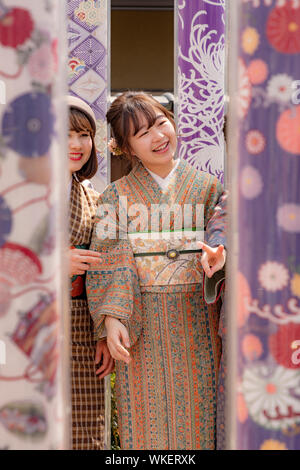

{"left": 70, "top": 248, "right": 102, "bottom": 276}
{"left": 95, "top": 339, "right": 115, "bottom": 379}
{"left": 105, "top": 316, "right": 131, "bottom": 364}
{"left": 198, "top": 242, "right": 226, "bottom": 278}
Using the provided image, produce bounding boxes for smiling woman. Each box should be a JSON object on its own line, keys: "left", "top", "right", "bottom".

{"left": 67, "top": 96, "right": 114, "bottom": 450}
{"left": 87, "top": 91, "right": 227, "bottom": 450}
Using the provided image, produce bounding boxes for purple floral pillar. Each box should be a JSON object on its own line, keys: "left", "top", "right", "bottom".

{"left": 227, "top": 0, "right": 300, "bottom": 450}
{"left": 67, "top": 0, "right": 109, "bottom": 192}
{"left": 175, "top": 0, "right": 225, "bottom": 183}
{"left": 0, "top": 1, "right": 69, "bottom": 449}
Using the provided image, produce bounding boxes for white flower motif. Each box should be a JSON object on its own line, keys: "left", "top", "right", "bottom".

{"left": 258, "top": 261, "right": 289, "bottom": 292}
{"left": 277, "top": 204, "right": 300, "bottom": 233}
{"left": 245, "top": 130, "right": 266, "bottom": 155}
{"left": 267, "top": 74, "right": 294, "bottom": 104}
{"left": 240, "top": 165, "right": 263, "bottom": 199}
{"left": 242, "top": 364, "right": 300, "bottom": 430}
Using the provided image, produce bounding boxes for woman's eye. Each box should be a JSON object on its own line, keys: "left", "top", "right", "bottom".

{"left": 159, "top": 120, "right": 167, "bottom": 126}
{"left": 140, "top": 131, "right": 149, "bottom": 137}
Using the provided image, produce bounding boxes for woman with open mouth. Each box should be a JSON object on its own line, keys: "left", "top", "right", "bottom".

{"left": 87, "top": 91, "right": 226, "bottom": 450}
{"left": 67, "top": 96, "right": 114, "bottom": 450}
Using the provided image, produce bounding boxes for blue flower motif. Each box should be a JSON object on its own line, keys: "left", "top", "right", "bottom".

{"left": 1, "top": 92, "right": 55, "bottom": 158}
{"left": 0, "top": 195, "right": 12, "bottom": 247}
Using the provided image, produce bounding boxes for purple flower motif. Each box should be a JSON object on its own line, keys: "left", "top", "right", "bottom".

{"left": 2, "top": 92, "right": 55, "bottom": 158}
{"left": 277, "top": 204, "right": 300, "bottom": 233}
{"left": 240, "top": 165, "right": 263, "bottom": 199}
{"left": 0, "top": 195, "right": 12, "bottom": 247}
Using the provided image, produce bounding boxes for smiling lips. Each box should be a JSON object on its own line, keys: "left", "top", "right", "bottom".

{"left": 153, "top": 141, "right": 169, "bottom": 153}
{"left": 69, "top": 153, "right": 82, "bottom": 161}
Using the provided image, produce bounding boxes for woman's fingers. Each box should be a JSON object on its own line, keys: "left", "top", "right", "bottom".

{"left": 71, "top": 248, "right": 103, "bottom": 258}
{"left": 107, "top": 340, "right": 131, "bottom": 364}
{"left": 200, "top": 252, "right": 213, "bottom": 278}
{"left": 70, "top": 248, "right": 104, "bottom": 275}
{"left": 198, "top": 243, "right": 226, "bottom": 278}
{"left": 96, "top": 357, "right": 115, "bottom": 379}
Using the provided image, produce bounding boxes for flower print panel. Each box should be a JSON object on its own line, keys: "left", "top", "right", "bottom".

{"left": 266, "top": 3, "right": 300, "bottom": 54}
{"left": 242, "top": 363, "right": 300, "bottom": 431}
{"left": 2, "top": 92, "right": 55, "bottom": 158}
{"left": 0, "top": 401, "right": 47, "bottom": 439}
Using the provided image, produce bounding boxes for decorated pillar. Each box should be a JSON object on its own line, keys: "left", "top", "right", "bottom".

{"left": 67, "top": 0, "right": 109, "bottom": 192}
{"left": 227, "top": 0, "right": 300, "bottom": 450}
{"left": 67, "top": 0, "right": 110, "bottom": 447}
{"left": 0, "top": 0, "right": 69, "bottom": 449}
{"left": 175, "top": 0, "right": 225, "bottom": 182}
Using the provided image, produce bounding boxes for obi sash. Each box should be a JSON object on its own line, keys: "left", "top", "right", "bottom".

{"left": 128, "top": 229, "right": 203, "bottom": 288}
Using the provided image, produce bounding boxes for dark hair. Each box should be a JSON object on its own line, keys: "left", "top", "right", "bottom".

{"left": 69, "top": 107, "right": 98, "bottom": 181}
{"left": 106, "top": 91, "right": 176, "bottom": 164}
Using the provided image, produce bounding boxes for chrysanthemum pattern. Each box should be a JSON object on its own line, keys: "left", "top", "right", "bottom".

{"left": 235, "top": 0, "right": 300, "bottom": 450}
{"left": 176, "top": 1, "right": 225, "bottom": 182}
{"left": 242, "top": 364, "right": 300, "bottom": 431}
{"left": 258, "top": 261, "right": 289, "bottom": 292}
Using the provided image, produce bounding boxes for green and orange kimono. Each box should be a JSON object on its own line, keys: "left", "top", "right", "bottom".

{"left": 86, "top": 160, "right": 226, "bottom": 450}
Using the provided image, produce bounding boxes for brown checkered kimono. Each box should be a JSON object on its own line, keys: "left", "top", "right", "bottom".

{"left": 69, "top": 176, "right": 105, "bottom": 450}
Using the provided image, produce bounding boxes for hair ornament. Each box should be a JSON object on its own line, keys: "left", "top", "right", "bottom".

{"left": 108, "top": 137, "right": 123, "bottom": 156}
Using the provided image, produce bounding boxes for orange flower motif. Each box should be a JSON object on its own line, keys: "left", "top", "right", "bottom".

{"left": 247, "top": 59, "right": 268, "bottom": 85}
{"left": 242, "top": 27, "right": 260, "bottom": 55}
{"left": 237, "top": 272, "right": 252, "bottom": 328}
{"left": 242, "top": 334, "right": 263, "bottom": 361}
{"left": 237, "top": 392, "right": 248, "bottom": 423}
{"left": 260, "top": 439, "right": 288, "bottom": 451}
{"left": 291, "top": 273, "right": 300, "bottom": 298}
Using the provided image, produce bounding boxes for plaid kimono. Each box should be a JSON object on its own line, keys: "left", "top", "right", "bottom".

{"left": 87, "top": 160, "right": 226, "bottom": 450}
{"left": 69, "top": 176, "right": 105, "bottom": 450}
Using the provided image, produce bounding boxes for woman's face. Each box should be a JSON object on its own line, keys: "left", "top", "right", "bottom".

{"left": 68, "top": 128, "right": 92, "bottom": 176}
{"left": 127, "top": 107, "right": 177, "bottom": 175}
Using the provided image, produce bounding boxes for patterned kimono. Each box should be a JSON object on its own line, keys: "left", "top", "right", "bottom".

{"left": 87, "top": 160, "right": 226, "bottom": 450}
{"left": 70, "top": 176, "right": 105, "bottom": 450}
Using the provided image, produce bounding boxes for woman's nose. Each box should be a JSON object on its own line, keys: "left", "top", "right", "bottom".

{"left": 152, "top": 127, "right": 164, "bottom": 141}
{"left": 69, "top": 135, "right": 81, "bottom": 148}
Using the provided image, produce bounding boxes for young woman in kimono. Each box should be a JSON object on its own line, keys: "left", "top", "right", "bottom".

{"left": 86, "top": 92, "right": 226, "bottom": 450}
{"left": 67, "top": 96, "right": 114, "bottom": 449}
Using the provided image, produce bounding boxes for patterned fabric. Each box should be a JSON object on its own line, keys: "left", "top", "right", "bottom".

{"left": 71, "top": 300, "right": 105, "bottom": 450}
{"left": 0, "top": 1, "right": 67, "bottom": 450}
{"left": 176, "top": 0, "right": 225, "bottom": 183}
{"left": 231, "top": 1, "right": 300, "bottom": 451}
{"left": 69, "top": 177, "right": 105, "bottom": 450}
{"left": 87, "top": 160, "right": 226, "bottom": 449}
{"left": 67, "top": 0, "right": 109, "bottom": 193}
{"left": 129, "top": 231, "right": 203, "bottom": 287}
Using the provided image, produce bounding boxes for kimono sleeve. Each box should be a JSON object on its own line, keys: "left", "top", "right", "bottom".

{"left": 86, "top": 186, "right": 143, "bottom": 345}
{"left": 203, "top": 179, "right": 228, "bottom": 305}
